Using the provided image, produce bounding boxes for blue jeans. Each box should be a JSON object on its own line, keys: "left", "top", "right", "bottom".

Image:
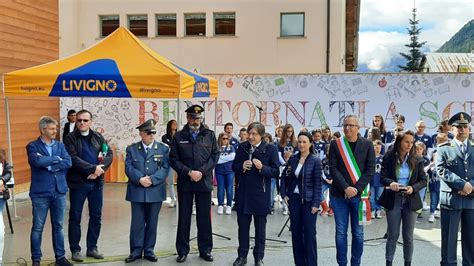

{"left": 167, "top": 168, "right": 176, "bottom": 201}
{"left": 370, "top": 186, "right": 384, "bottom": 211}
{"left": 216, "top": 172, "right": 234, "bottom": 206}
{"left": 30, "top": 194, "right": 67, "bottom": 262}
{"left": 429, "top": 180, "right": 440, "bottom": 213}
{"left": 332, "top": 197, "right": 364, "bottom": 266}
{"left": 321, "top": 184, "right": 331, "bottom": 202}
{"left": 270, "top": 178, "right": 277, "bottom": 208}
{"left": 68, "top": 182, "right": 103, "bottom": 253}
{"left": 419, "top": 187, "right": 427, "bottom": 203}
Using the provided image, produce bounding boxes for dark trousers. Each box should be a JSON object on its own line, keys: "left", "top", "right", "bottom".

{"left": 237, "top": 213, "right": 267, "bottom": 261}
{"left": 129, "top": 202, "right": 162, "bottom": 257}
{"left": 288, "top": 193, "right": 318, "bottom": 266}
{"left": 68, "top": 182, "right": 103, "bottom": 253}
{"left": 176, "top": 191, "right": 212, "bottom": 256}
{"left": 441, "top": 208, "right": 474, "bottom": 266}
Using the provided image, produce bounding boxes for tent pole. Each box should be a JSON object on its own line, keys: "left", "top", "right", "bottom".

{"left": 214, "top": 97, "right": 217, "bottom": 133}
{"left": 177, "top": 97, "right": 180, "bottom": 127}
{"left": 4, "top": 97, "right": 17, "bottom": 217}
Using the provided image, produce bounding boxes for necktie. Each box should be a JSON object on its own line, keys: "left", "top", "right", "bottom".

{"left": 145, "top": 147, "right": 149, "bottom": 154}
{"left": 461, "top": 143, "right": 466, "bottom": 156}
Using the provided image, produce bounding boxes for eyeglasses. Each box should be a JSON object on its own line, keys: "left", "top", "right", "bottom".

{"left": 146, "top": 132, "right": 156, "bottom": 135}
{"left": 222, "top": 138, "right": 229, "bottom": 140}
{"left": 77, "top": 119, "right": 90, "bottom": 123}
{"left": 343, "top": 124, "right": 358, "bottom": 128}
{"left": 455, "top": 125, "right": 469, "bottom": 129}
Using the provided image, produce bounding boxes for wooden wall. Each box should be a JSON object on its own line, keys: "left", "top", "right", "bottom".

{"left": 0, "top": 0, "right": 59, "bottom": 194}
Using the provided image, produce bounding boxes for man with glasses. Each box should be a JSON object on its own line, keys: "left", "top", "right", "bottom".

{"left": 124, "top": 119, "right": 170, "bottom": 263}
{"left": 329, "top": 115, "right": 375, "bottom": 266}
{"left": 64, "top": 110, "right": 113, "bottom": 262}
{"left": 170, "top": 105, "right": 219, "bottom": 263}
{"left": 436, "top": 112, "right": 474, "bottom": 265}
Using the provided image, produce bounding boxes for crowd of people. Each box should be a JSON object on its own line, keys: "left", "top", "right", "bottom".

{"left": 0, "top": 105, "right": 472, "bottom": 266}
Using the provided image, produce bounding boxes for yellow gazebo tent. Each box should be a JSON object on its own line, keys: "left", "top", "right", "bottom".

{"left": 3, "top": 26, "right": 218, "bottom": 99}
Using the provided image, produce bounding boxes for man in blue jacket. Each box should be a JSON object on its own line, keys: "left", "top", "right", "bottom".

{"left": 27, "top": 116, "right": 72, "bottom": 266}
{"left": 232, "top": 122, "right": 280, "bottom": 266}
{"left": 124, "top": 119, "right": 170, "bottom": 263}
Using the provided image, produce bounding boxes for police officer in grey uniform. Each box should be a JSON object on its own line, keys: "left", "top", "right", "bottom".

{"left": 436, "top": 112, "right": 474, "bottom": 266}
{"left": 124, "top": 119, "right": 170, "bottom": 263}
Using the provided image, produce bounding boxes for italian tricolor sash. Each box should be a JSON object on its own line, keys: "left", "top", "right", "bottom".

{"left": 336, "top": 137, "right": 371, "bottom": 225}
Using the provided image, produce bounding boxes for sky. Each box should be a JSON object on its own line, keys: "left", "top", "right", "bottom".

{"left": 358, "top": 0, "right": 473, "bottom": 72}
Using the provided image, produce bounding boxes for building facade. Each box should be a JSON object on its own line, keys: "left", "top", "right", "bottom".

{"left": 0, "top": 0, "right": 60, "bottom": 193}
{"left": 60, "top": 0, "right": 359, "bottom": 74}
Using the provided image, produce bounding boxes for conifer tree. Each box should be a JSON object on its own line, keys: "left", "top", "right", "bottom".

{"left": 398, "top": 6, "right": 427, "bottom": 72}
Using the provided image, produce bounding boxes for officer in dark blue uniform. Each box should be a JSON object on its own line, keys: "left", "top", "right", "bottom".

{"left": 232, "top": 122, "right": 280, "bottom": 266}
{"left": 170, "top": 105, "right": 219, "bottom": 263}
{"left": 124, "top": 119, "right": 170, "bottom": 263}
{"left": 436, "top": 112, "right": 474, "bottom": 265}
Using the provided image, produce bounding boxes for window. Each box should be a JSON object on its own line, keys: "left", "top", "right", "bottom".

{"left": 128, "top": 15, "right": 148, "bottom": 36}
{"left": 214, "top": 12, "right": 235, "bottom": 36}
{"left": 100, "top": 15, "right": 119, "bottom": 37}
{"left": 156, "top": 14, "right": 177, "bottom": 36}
{"left": 185, "top": 13, "right": 206, "bottom": 36}
{"left": 280, "top": 13, "right": 305, "bottom": 37}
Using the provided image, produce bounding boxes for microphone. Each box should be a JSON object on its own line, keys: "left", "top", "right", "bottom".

{"left": 249, "top": 145, "right": 255, "bottom": 161}
{"left": 256, "top": 106, "right": 263, "bottom": 112}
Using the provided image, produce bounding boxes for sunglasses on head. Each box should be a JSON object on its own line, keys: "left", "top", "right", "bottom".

{"left": 77, "top": 119, "right": 90, "bottom": 123}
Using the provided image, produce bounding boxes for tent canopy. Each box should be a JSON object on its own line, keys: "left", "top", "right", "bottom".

{"left": 3, "top": 27, "right": 218, "bottom": 99}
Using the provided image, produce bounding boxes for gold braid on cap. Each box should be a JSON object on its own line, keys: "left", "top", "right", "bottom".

{"left": 460, "top": 113, "right": 465, "bottom": 122}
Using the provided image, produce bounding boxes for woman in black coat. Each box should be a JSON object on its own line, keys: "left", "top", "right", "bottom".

{"left": 378, "top": 130, "right": 427, "bottom": 266}
{"left": 0, "top": 148, "right": 12, "bottom": 265}
{"left": 281, "top": 132, "right": 322, "bottom": 266}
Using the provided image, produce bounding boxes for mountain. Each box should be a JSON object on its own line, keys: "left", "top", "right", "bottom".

{"left": 437, "top": 20, "right": 474, "bottom": 53}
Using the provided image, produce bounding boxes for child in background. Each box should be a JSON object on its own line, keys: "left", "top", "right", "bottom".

{"left": 415, "top": 141, "right": 431, "bottom": 217}
{"left": 428, "top": 133, "right": 449, "bottom": 223}
{"left": 312, "top": 129, "right": 326, "bottom": 161}
{"left": 370, "top": 140, "right": 384, "bottom": 219}
{"left": 320, "top": 145, "right": 333, "bottom": 216}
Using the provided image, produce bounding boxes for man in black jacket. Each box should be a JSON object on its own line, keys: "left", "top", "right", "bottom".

{"left": 170, "top": 105, "right": 219, "bottom": 263}
{"left": 329, "top": 115, "right": 375, "bottom": 266}
{"left": 62, "top": 109, "right": 76, "bottom": 141}
{"left": 64, "top": 110, "right": 113, "bottom": 262}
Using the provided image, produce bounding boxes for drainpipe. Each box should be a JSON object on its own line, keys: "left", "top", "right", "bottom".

{"left": 326, "top": 0, "right": 331, "bottom": 73}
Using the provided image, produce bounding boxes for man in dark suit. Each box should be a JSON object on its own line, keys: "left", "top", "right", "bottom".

{"left": 124, "top": 119, "right": 169, "bottom": 263}
{"left": 329, "top": 115, "right": 375, "bottom": 266}
{"left": 231, "top": 122, "right": 280, "bottom": 266}
{"left": 436, "top": 112, "right": 474, "bottom": 266}
{"left": 62, "top": 109, "right": 76, "bottom": 141}
{"left": 170, "top": 105, "right": 219, "bottom": 263}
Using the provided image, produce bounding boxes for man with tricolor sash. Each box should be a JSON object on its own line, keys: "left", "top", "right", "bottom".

{"left": 329, "top": 115, "right": 375, "bottom": 266}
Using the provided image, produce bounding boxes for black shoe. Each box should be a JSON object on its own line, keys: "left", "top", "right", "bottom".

{"left": 404, "top": 261, "right": 411, "bottom": 266}
{"left": 233, "top": 256, "right": 247, "bottom": 265}
{"left": 86, "top": 248, "right": 104, "bottom": 259}
{"left": 176, "top": 254, "right": 187, "bottom": 263}
{"left": 255, "top": 259, "right": 264, "bottom": 266}
{"left": 125, "top": 255, "right": 142, "bottom": 263}
{"left": 32, "top": 261, "right": 41, "bottom": 266}
{"left": 386, "top": 260, "right": 393, "bottom": 266}
{"left": 55, "top": 258, "right": 73, "bottom": 266}
{"left": 199, "top": 252, "right": 214, "bottom": 262}
{"left": 144, "top": 255, "right": 158, "bottom": 262}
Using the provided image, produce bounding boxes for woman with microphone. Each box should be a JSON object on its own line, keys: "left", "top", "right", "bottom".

{"left": 378, "top": 130, "right": 427, "bottom": 266}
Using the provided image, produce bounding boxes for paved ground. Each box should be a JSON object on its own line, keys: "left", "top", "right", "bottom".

{"left": 2, "top": 183, "right": 462, "bottom": 265}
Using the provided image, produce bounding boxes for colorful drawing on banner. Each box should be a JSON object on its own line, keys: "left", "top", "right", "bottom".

{"left": 226, "top": 78, "right": 234, "bottom": 88}
{"left": 378, "top": 77, "right": 387, "bottom": 88}
{"left": 275, "top": 77, "right": 290, "bottom": 95}
{"left": 385, "top": 86, "right": 402, "bottom": 100}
